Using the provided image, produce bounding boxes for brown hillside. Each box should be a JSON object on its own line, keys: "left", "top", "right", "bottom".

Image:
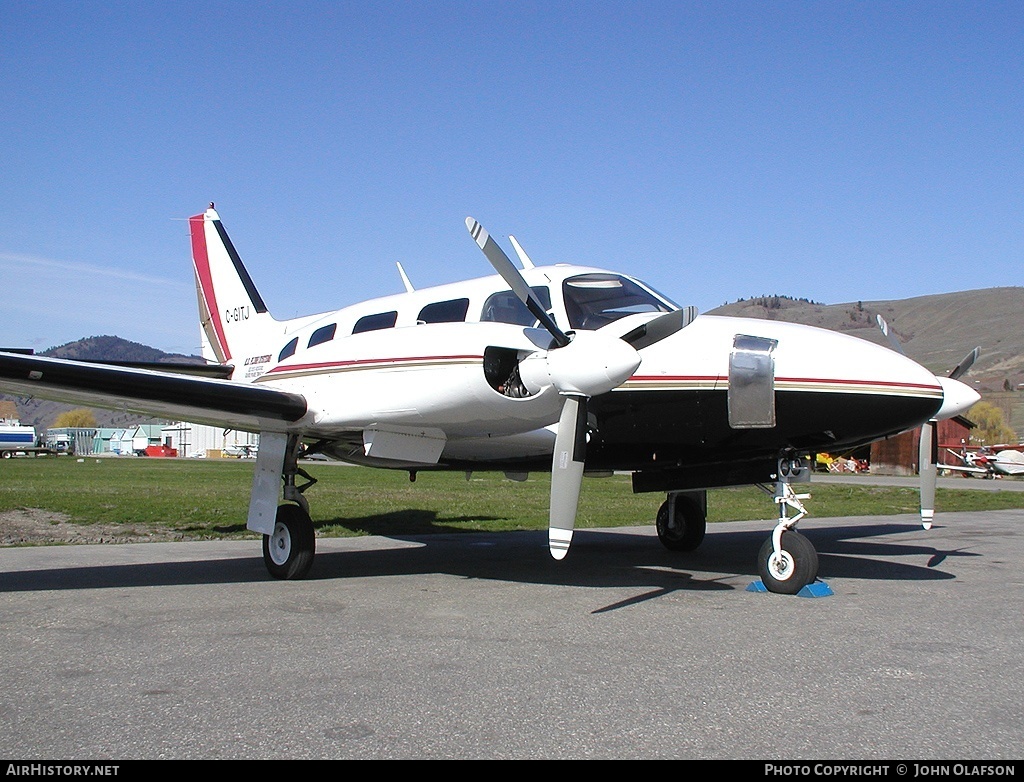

{"left": 709, "top": 287, "right": 1024, "bottom": 392}
{"left": 709, "top": 287, "right": 1024, "bottom": 439}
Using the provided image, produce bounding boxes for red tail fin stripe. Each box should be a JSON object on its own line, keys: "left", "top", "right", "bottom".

{"left": 189, "top": 213, "right": 232, "bottom": 362}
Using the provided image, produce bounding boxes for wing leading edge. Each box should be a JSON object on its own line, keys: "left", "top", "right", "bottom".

{"left": 0, "top": 351, "right": 308, "bottom": 434}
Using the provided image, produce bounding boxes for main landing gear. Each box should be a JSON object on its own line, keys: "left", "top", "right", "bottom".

{"left": 655, "top": 491, "right": 706, "bottom": 552}
{"left": 262, "top": 435, "right": 319, "bottom": 580}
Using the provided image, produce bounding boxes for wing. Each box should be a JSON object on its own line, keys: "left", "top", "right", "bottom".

{"left": 0, "top": 351, "right": 307, "bottom": 433}
{"left": 937, "top": 462, "right": 990, "bottom": 475}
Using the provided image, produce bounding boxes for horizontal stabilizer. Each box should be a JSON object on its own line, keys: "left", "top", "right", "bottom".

{"left": 85, "top": 360, "right": 235, "bottom": 380}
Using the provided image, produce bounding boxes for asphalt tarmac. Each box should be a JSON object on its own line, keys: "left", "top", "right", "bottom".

{"left": 1, "top": 505, "right": 1022, "bottom": 760}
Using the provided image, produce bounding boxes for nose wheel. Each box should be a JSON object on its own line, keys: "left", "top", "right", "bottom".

{"left": 754, "top": 457, "right": 820, "bottom": 594}
{"left": 757, "top": 529, "right": 818, "bottom": 595}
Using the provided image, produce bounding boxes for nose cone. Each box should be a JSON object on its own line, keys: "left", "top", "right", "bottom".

{"left": 934, "top": 376, "right": 981, "bottom": 421}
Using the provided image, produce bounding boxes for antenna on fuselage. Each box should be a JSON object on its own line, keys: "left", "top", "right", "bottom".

{"left": 508, "top": 236, "right": 535, "bottom": 270}
{"left": 396, "top": 262, "right": 415, "bottom": 292}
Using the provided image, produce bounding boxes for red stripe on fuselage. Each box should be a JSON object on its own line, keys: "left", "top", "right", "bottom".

{"left": 630, "top": 375, "right": 941, "bottom": 392}
{"left": 265, "top": 355, "right": 483, "bottom": 376}
{"left": 189, "top": 214, "right": 231, "bottom": 362}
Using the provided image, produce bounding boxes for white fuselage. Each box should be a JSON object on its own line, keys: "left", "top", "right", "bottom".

{"left": 226, "top": 263, "right": 947, "bottom": 470}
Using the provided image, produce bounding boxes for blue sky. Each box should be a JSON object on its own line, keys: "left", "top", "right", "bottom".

{"left": 1, "top": 1, "right": 1021, "bottom": 355}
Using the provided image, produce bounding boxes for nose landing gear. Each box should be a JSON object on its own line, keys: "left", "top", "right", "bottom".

{"left": 755, "top": 456, "right": 820, "bottom": 595}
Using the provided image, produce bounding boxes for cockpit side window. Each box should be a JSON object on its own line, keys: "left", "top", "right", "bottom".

{"left": 562, "top": 274, "right": 673, "bottom": 330}
{"left": 480, "top": 287, "right": 552, "bottom": 326}
{"left": 417, "top": 298, "right": 469, "bottom": 324}
{"left": 353, "top": 311, "right": 398, "bottom": 334}
{"left": 308, "top": 323, "right": 337, "bottom": 348}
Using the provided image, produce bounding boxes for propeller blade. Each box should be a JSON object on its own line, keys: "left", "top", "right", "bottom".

{"left": 549, "top": 394, "right": 588, "bottom": 560}
{"left": 920, "top": 420, "right": 936, "bottom": 530}
{"left": 467, "top": 218, "right": 570, "bottom": 348}
{"left": 948, "top": 347, "right": 980, "bottom": 380}
{"left": 621, "top": 306, "right": 698, "bottom": 350}
{"left": 875, "top": 314, "right": 906, "bottom": 355}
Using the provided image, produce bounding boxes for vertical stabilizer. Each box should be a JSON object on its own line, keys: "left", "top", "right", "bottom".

{"left": 189, "top": 205, "right": 280, "bottom": 371}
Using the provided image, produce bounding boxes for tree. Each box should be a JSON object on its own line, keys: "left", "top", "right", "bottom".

{"left": 967, "top": 401, "right": 1017, "bottom": 446}
{"left": 53, "top": 409, "right": 98, "bottom": 428}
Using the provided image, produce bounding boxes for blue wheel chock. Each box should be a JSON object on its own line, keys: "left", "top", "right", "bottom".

{"left": 746, "top": 579, "right": 834, "bottom": 597}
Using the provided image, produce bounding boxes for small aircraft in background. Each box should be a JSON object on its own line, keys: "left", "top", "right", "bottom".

{"left": 0, "top": 206, "right": 981, "bottom": 594}
{"left": 941, "top": 447, "right": 1024, "bottom": 479}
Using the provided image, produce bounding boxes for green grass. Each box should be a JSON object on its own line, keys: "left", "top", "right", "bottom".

{"left": 2, "top": 457, "right": 1023, "bottom": 542}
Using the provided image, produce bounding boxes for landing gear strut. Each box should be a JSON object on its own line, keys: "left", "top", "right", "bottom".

{"left": 655, "top": 491, "right": 706, "bottom": 551}
{"left": 261, "top": 435, "right": 318, "bottom": 580}
{"left": 755, "top": 456, "right": 818, "bottom": 594}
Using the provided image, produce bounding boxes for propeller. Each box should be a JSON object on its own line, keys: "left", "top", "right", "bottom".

{"left": 922, "top": 352, "right": 982, "bottom": 528}
{"left": 875, "top": 318, "right": 980, "bottom": 529}
{"left": 466, "top": 217, "right": 695, "bottom": 559}
{"left": 875, "top": 314, "right": 906, "bottom": 355}
{"left": 919, "top": 417, "right": 937, "bottom": 529}
{"left": 919, "top": 347, "right": 981, "bottom": 528}
{"left": 948, "top": 347, "right": 979, "bottom": 381}
{"left": 467, "top": 218, "right": 569, "bottom": 348}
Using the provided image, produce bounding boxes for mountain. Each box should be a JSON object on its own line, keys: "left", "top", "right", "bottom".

{"left": 41, "top": 335, "right": 205, "bottom": 364}
{"left": 2, "top": 336, "right": 205, "bottom": 431}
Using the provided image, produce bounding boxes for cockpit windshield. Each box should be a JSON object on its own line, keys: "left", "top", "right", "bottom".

{"left": 562, "top": 274, "right": 676, "bottom": 330}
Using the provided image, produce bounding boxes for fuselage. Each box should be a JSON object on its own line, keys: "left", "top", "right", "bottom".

{"left": 227, "top": 263, "right": 945, "bottom": 478}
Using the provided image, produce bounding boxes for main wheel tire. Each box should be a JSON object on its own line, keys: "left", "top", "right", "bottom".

{"left": 757, "top": 530, "right": 818, "bottom": 595}
{"left": 263, "top": 504, "right": 315, "bottom": 580}
{"left": 655, "top": 496, "right": 706, "bottom": 552}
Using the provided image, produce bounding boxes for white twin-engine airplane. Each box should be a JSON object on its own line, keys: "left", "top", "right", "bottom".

{"left": 0, "top": 205, "right": 981, "bottom": 594}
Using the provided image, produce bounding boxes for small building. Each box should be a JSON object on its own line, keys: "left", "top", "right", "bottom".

{"left": 91, "top": 428, "right": 123, "bottom": 454}
{"left": 111, "top": 429, "right": 133, "bottom": 455}
{"left": 129, "top": 424, "right": 165, "bottom": 455}
{"left": 103, "top": 423, "right": 170, "bottom": 455}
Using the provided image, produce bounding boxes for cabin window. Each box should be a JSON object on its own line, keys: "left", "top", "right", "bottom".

{"left": 278, "top": 337, "right": 298, "bottom": 362}
{"left": 481, "top": 287, "right": 552, "bottom": 326}
{"left": 562, "top": 274, "right": 674, "bottom": 330}
{"left": 308, "top": 323, "right": 337, "bottom": 348}
{"left": 353, "top": 311, "right": 398, "bottom": 334}
{"left": 417, "top": 298, "right": 469, "bottom": 324}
